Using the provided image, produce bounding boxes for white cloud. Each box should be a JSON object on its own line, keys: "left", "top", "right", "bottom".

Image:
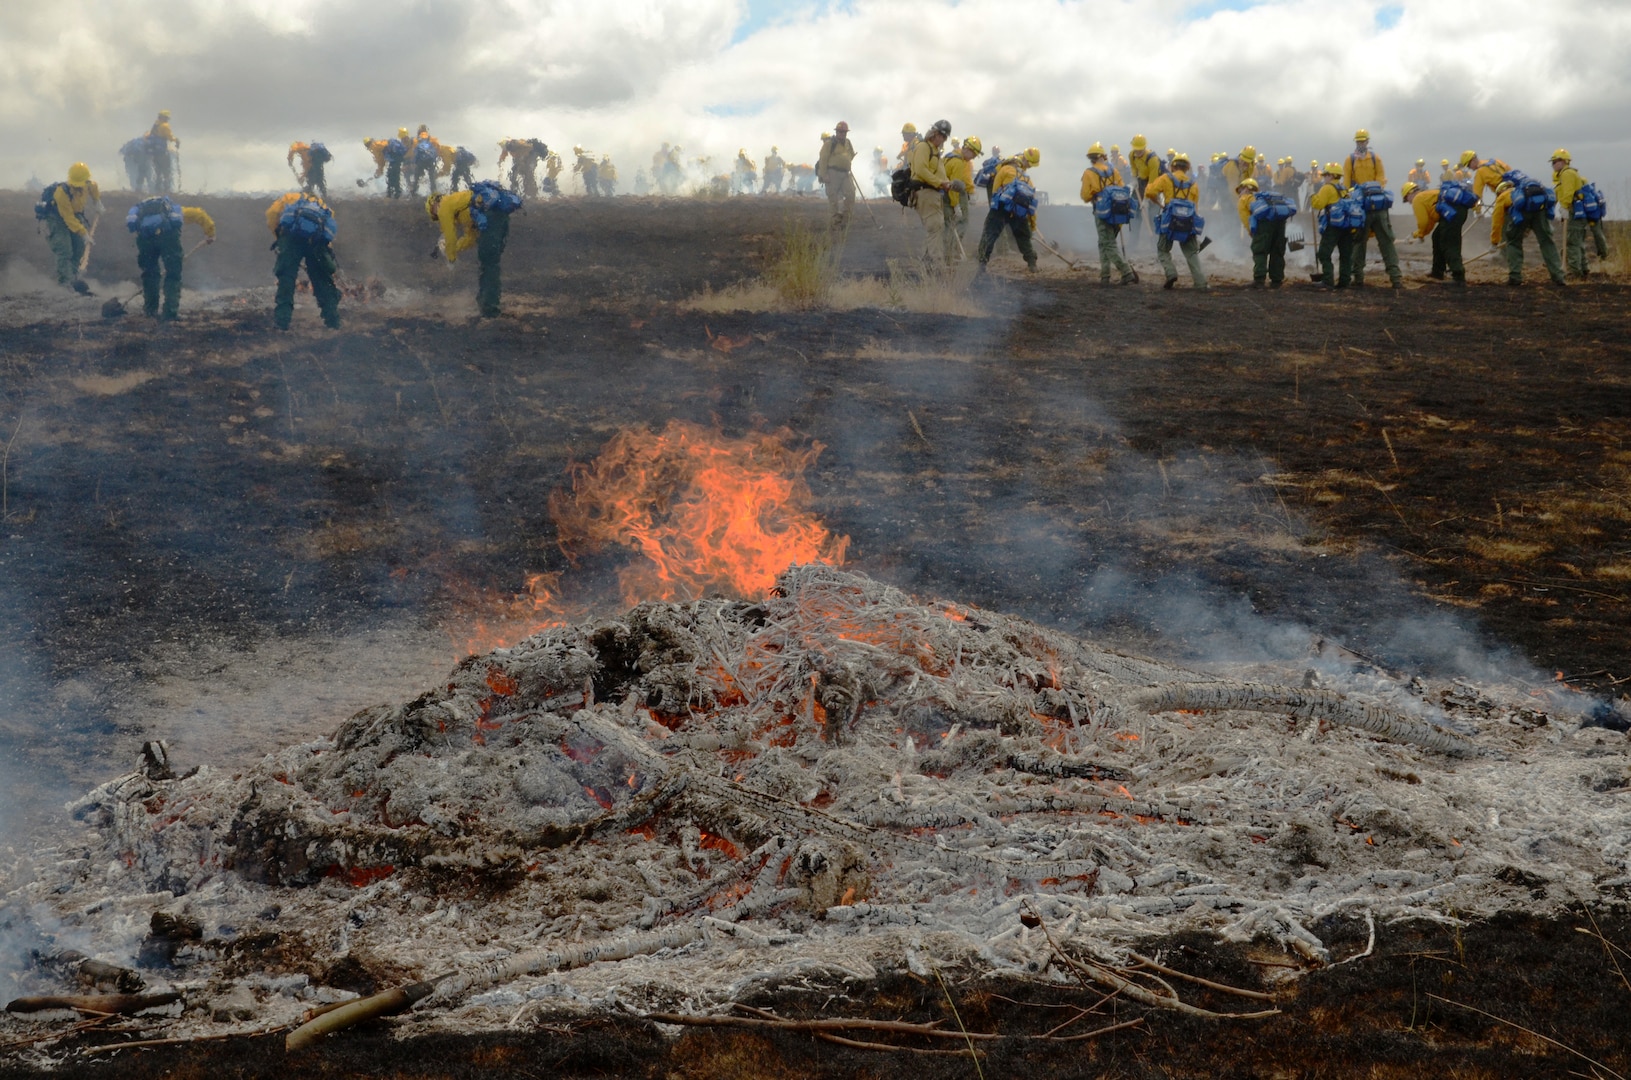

{"left": 2, "top": 0, "right": 1628, "bottom": 197}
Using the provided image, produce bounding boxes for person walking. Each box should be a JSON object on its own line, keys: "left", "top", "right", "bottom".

{"left": 816, "top": 121, "right": 858, "bottom": 231}
{"left": 908, "top": 119, "right": 957, "bottom": 265}
{"left": 1144, "top": 152, "right": 1206, "bottom": 290}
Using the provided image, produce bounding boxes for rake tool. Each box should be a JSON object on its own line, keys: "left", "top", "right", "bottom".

{"left": 1118, "top": 229, "right": 1141, "bottom": 282}
{"left": 850, "top": 174, "right": 883, "bottom": 230}
{"left": 100, "top": 237, "right": 210, "bottom": 318}
{"left": 1032, "top": 227, "right": 1085, "bottom": 270}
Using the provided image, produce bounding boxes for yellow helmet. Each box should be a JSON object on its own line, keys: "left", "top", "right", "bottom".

{"left": 1131, "top": 134, "right": 1147, "bottom": 150}
{"left": 1212, "top": 152, "right": 1225, "bottom": 162}
{"left": 1322, "top": 162, "right": 1342, "bottom": 177}
{"left": 1166, "top": 147, "right": 1175, "bottom": 156}
{"left": 770, "top": 145, "right": 778, "bottom": 153}
{"left": 1110, "top": 144, "right": 1120, "bottom": 152}
{"left": 67, "top": 162, "right": 91, "bottom": 185}
{"left": 1401, "top": 181, "right": 1419, "bottom": 201}
{"left": 1310, "top": 159, "right": 1318, "bottom": 167}
{"left": 1237, "top": 178, "right": 1258, "bottom": 192}
{"left": 1458, "top": 150, "right": 1477, "bottom": 167}
{"left": 1496, "top": 179, "right": 1514, "bottom": 194}
{"left": 1415, "top": 158, "right": 1425, "bottom": 165}
{"left": 1354, "top": 128, "right": 1370, "bottom": 142}
{"left": 1441, "top": 158, "right": 1450, "bottom": 166}
{"left": 1240, "top": 145, "right": 1257, "bottom": 162}
{"left": 425, "top": 194, "right": 441, "bottom": 220}
{"left": 158, "top": 110, "right": 171, "bottom": 120}
{"left": 1551, "top": 148, "right": 1571, "bottom": 162}
{"left": 901, "top": 122, "right": 918, "bottom": 135}
{"left": 963, "top": 135, "right": 982, "bottom": 154}
{"left": 739, "top": 147, "right": 746, "bottom": 155}
{"left": 398, "top": 127, "right": 409, "bottom": 140}
{"left": 821, "top": 132, "right": 831, "bottom": 140}
{"left": 1171, "top": 152, "right": 1190, "bottom": 169}
{"left": 1023, "top": 147, "right": 1041, "bottom": 166}
{"left": 1086, "top": 141, "right": 1105, "bottom": 157}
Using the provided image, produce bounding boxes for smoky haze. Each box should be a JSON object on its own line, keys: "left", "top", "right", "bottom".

{"left": 3, "top": 1, "right": 1629, "bottom": 200}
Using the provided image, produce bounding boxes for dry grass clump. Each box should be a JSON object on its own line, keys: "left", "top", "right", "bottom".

{"left": 767, "top": 219, "right": 837, "bottom": 309}
{"left": 1596, "top": 220, "right": 1631, "bottom": 279}
{"left": 1465, "top": 535, "right": 1549, "bottom": 562}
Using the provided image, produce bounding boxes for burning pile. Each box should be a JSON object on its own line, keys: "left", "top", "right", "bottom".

{"left": 6, "top": 565, "right": 1627, "bottom": 1041}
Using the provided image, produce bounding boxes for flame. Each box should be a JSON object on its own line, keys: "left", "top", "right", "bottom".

{"left": 446, "top": 571, "right": 572, "bottom": 656}
{"left": 550, "top": 420, "right": 849, "bottom": 605}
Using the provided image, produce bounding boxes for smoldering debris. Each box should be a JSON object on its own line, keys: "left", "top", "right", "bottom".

{"left": 1, "top": 566, "right": 1627, "bottom": 1047}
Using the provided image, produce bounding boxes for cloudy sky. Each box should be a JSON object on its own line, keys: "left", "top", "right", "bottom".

{"left": 3, "top": 0, "right": 1629, "bottom": 197}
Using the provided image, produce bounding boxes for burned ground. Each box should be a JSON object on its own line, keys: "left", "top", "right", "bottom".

{"left": 1, "top": 193, "right": 1629, "bottom": 1075}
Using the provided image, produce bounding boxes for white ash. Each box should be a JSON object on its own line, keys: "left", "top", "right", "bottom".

{"left": 2, "top": 566, "right": 1627, "bottom": 1041}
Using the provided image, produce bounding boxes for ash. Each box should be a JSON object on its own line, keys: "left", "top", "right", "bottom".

{"left": 4, "top": 567, "right": 1627, "bottom": 1039}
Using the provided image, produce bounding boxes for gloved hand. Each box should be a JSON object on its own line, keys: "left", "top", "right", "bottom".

{"left": 950, "top": 179, "right": 967, "bottom": 193}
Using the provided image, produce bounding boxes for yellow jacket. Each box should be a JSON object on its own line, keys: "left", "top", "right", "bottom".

{"left": 1439, "top": 167, "right": 1457, "bottom": 184}
{"left": 1144, "top": 169, "right": 1196, "bottom": 207}
{"left": 1409, "top": 191, "right": 1440, "bottom": 239}
{"left": 764, "top": 153, "right": 785, "bottom": 173}
{"left": 438, "top": 144, "right": 458, "bottom": 175}
{"left": 1309, "top": 180, "right": 1344, "bottom": 214}
{"left": 150, "top": 119, "right": 177, "bottom": 147}
{"left": 364, "top": 139, "right": 391, "bottom": 176}
{"left": 601, "top": 160, "right": 618, "bottom": 181}
{"left": 1490, "top": 188, "right": 1513, "bottom": 244}
{"left": 1343, "top": 151, "right": 1385, "bottom": 186}
{"left": 909, "top": 140, "right": 947, "bottom": 188}
{"left": 992, "top": 159, "right": 1027, "bottom": 193}
{"left": 1220, "top": 158, "right": 1248, "bottom": 190}
{"left": 1079, "top": 162, "right": 1121, "bottom": 204}
{"left": 545, "top": 154, "right": 563, "bottom": 179}
{"left": 1274, "top": 163, "right": 1296, "bottom": 187}
{"left": 288, "top": 142, "right": 311, "bottom": 172}
{"left": 434, "top": 190, "right": 478, "bottom": 262}
{"left": 1471, "top": 160, "right": 1510, "bottom": 200}
{"left": 265, "top": 191, "right": 327, "bottom": 234}
{"left": 818, "top": 136, "right": 857, "bottom": 174}
{"left": 1407, "top": 166, "right": 1430, "bottom": 188}
{"left": 945, "top": 154, "right": 974, "bottom": 207}
{"left": 1128, "top": 148, "right": 1162, "bottom": 183}
{"left": 497, "top": 139, "right": 533, "bottom": 167}
{"left": 1236, "top": 191, "right": 1255, "bottom": 228}
{"left": 52, "top": 181, "right": 101, "bottom": 235}
{"left": 1553, "top": 165, "right": 1586, "bottom": 214}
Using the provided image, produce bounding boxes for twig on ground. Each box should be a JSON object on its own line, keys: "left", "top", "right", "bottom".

{"left": 1127, "top": 952, "right": 1280, "bottom": 1000}
{"left": 1426, "top": 994, "right": 1626, "bottom": 1080}
{"left": 1332, "top": 911, "right": 1377, "bottom": 967}
{"left": 81, "top": 1024, "right": 288, "bottom": 1055}
{"left": 933, "top": 966, "right": 986, "bottom": 1080}
{"left": 1, "top": 413, "right": 22, "bottom": 519}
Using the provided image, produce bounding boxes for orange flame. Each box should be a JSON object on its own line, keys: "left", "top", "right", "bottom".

{"left": 446, "top": 571, "right": 572, "bottom": 657}
{"left": 550, "top": 421, "right": 849, "bottom": 604}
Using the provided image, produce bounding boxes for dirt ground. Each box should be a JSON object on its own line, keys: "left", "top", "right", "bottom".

{"left": 1, "top": 191, "right": 1628, "bottom": 1075}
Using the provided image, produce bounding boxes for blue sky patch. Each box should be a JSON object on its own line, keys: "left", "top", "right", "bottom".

{"left": 1375, "top": 4, "right": 1403, "bottom": 29}
{"left": 1183, "top": 0, "right": 1270, "bottom": 18}
{"left": 706, "top": 100, "right": 770, "bottom": 117}
{"left": 731, "top": 0, "right": 851, "bottom": 44}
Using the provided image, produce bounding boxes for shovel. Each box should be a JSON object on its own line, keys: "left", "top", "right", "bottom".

{"left": 1032, "top": 228, "right": 1085, "bottom": 270}
{"left": 101, "top": 238, "right": 209, "bottom": 318}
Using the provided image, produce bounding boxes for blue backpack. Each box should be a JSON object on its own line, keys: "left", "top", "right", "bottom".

{"left": 126, "top": 196, "right": 183, "bottom": 237}
{"left": 1321, "top": 191, "right": 1366, "bottom": 231}
{"left": 1248, "top": 191, "right": 1297, "bottom": 232}
{"left": 1157, "top": 178, "right": 1203, "bottom": 241}
{"left": 278, "top": 197, "right": 336, "bottom": 244}
{"left": 454, "top": 147, "right": 478, "bottom": 169}
{"left": 973, "top": 155, "right": 1000, "bottom": 190}
{"left": 309, "top": 142, "right": 332, "bottom": 164}
{"left": 1437, "top": 180, "right": 1478, "bottom": 220}
{"left": 1573, "top": 182, "right": 1607, "bottom": 222}
{"left": 33, "top": 181, "right": 67, "bottom": 222}
{"left": 414, "top": 138, "right": 438, "bottom": 168}
{"left": 1503, "top": 171, "right": 1555, "bottom": 223}
{"left": 1354, "top": 181, "right": 1393, "bottom": 212}
{"left": 385, "top": 138, "right": 407, "bottom": 163}
{"left": 1094, "top": 183, "right": 1134, "bottom": 225}
{"left": 469, "top": 180, "right": 523, "bottom": 230}
{"left": 992, "top": 176, "right": 1038, "bottom": 217}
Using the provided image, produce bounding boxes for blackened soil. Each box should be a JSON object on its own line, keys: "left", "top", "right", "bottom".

{"left": 6, "top": 910, "right": 1628, "bottom": 1079}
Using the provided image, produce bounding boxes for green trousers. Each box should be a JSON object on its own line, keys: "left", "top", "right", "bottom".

{"left": 386, "top": 160, "right": 403, "bottom": 198}
{"left": 1095, "top": 218, "right": 1133, "bottom": 281}
{"left": 46, "top": 219, "right": 86, "bottom": 285}
{"left": 1563, "top": 218, "right": 1610, "bottom": 277}
{"left": 1504, "top": 216, "right": 1566, "bottom": 285}
{"left": 1353, "top": 208, "right": 1401, "bottom": 285}
{"left": 976, "top": 208, "right": 1037, "bottom": 269}
{"left": 1316, "top": 227, "right": 1355, "bottom": 286}
{"left": 273, "top": 233, "right": 341, "bottom": 329}
{"left": 1156, "top": 233, "right": 1206, "bottom": 288}
{"left": 1431, "top": 213, "right": 1466, "bottom": 280}
{"left": 136, "top": 230, "right": 184, "bottom": 318}
{"left": 1249, "top": 219, "right": 1287, "bottom": 284}
{"left": 476, "top": 212, "right": 510, "bottom": 316}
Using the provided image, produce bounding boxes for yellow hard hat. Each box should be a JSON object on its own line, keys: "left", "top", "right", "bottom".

{"left": 1237, "top": 178, "right": 1258, "bottom": 192}
{"left": 1496, "top": 179, "right": 1514, "bottom": 194}
{"left": 901, "top": 122, "right": 918, "bottom": 134}
{"left": 1401, "top": 181, "right": 1419, "bottom": 201}
{"left": 1416, "top": 158, "right": 1425, "bottom": 165}
{"left": 1166, "top": 147, "right": 1175, "bottom": 156}
{"left": 1310, "top": 159, "right": 1318, "bottom": 167}
{"left": 770, "top": 145, "right": 778, "bottom": 153}
{"left": 1322, "top": 162, "right": 1342, "bottom": 176}
{"left": 158, "top": 110, "right": 171, "bottom": 120}
{"left": 1240, "top": 145, "right": 1257, "bottom": 161}
{"left": 362, "top": 138, "right": 372, "bottom": 149}
{"left": 1131, "top": 134, "right": 1147, "bottom": 150}
{"left": 1212, "top": 152, "right": 1225, "bottom": 162}
{"left": 1023, "top": 147, "right": 1041, "bottom": 166}
{"left": 1171, "top": 152, "right": 1190, "bottom": 169}
{"left": 398, "top": 127, "right": 409, "bottom": 140}
{"left": 1441, "top": 158, "right": 1450, "bottom": 166}
{"left": 67, "top": 162, "right": 91, "bottom": 185}
{"left": 739, "top": 147, "right": 746, "bottom": 155}
{"left": 1551, "top": 148, "right": 1571, "bottom": 162}
{"left": 1354, "top": 128, "right": 1370, "bottom": 141}
{"left": 425, "top": 194, "right": 440, "bottom": 220}
{"left": 1110, "top": 144, "right": 1120, "bottom": 152}
{"left": 963, "top": 135, "right": 982, "bottom": 154}
{"left": 1086, "top": 141, "right": 1105, "bottom": 157}
{"left": 821, "top": 132, "right": 831, "bottom": 140}
{"left": 1458, "top": 150, "right": 1477, "bottom": 167}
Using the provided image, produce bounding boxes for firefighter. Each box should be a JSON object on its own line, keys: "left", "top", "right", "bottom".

{"left": 124, "top": 194, "right": 215, "bottom": 320}
{"left": 1144, "top": 152, "right": 1206, "bottom": 290}
{"left": 977, "top": 147, "right": 1041, "bottom": 274}
{"left": 870, "top": 146, "right": 890, "bottom": 195}
{"left": 896, "top": 122, "right": 919, "bottom": 169}
{"left": 1408, "top": 158, "right": 1430, "bottom": 189}
{"left": 1402, "top": 181, "right": 1464, "bottom": 286}
{"left": 429, "top": 184, "right": 520, "bottom": 317}
{"left": 384, "top": 129, "right": 409, "bottom": 199}
{"left": 762, "top": 146, "right": 785, "bottom": 193}
{"left": 120, "top": 137, "right": 152, "bottom": 193}
{"left": 287, "top": 141, "right": 331, "bottom": 199}
{"left": 1491, "top": 179, "right": 1566, "bottom": 287}
{"left": 287, "top": 142, "right": 311, "bottom": 188}
{"left": 1342, "top": 129, "right": 1401, "bottom": 288}
{"left": 1309, "top": 163, "right": 1355, "bottom": 289}
{"left": 1551, "top": 149, "right": 1610, "bottom": 279}
{"left": 41, "top": 163, "right": 101, "bottom": 293}
{"left": 1080, "top": 142, "right": 1136, "bottom": 285}
{"left": 733, "top": 148, "right": 756, "bottom": 195}
{"left": 266, "top": 191, "right": 340, "bottom": 330}
{"left": 1238, "top": 178, "right": 1294, "bottom": 289}
{"left": 1439, "top": 158, "right": 1456, "bottom": 184}
{"left": 944, "top": 136, "right": 980, "bottom": 256}
{"left": 909, "top": 120, "right": 956, "bottom": 265}
{"left": 408, "top": 127, "right": 441, "bottom": 197}
{"left": 572, "top": 146, "right": 599, "bottom": 195}
{"left": 1127, "top": 134, "right": 1162, "bottom": 244}
{"left": 362, "top": 138, "right": 391, "bottom": 185}
{"left": 498, "top": 137, "right": 538, "bottom": 197}
{"left": 1220, "top": 146, "right": 1255, "bottom": 192}
{"left": 599, "top": 155, "right": 618, "bottom": 196}
{"left": 1109, "top": 144, "right": 1129, "bottom": 184}
{"left": 816, "top": 121, "right": 858, "bottom": 232}
{"left": 448, "top": 145, "right": 478, "bottom": 192}
{"left": 543, "top": 150, "right": 563, "bottom": 196}
{"left": 1459, "top": 151, "right": 1511, "bottom": 204}
{"left": 148, "top": 111, "right": 179, "bottom": 192}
